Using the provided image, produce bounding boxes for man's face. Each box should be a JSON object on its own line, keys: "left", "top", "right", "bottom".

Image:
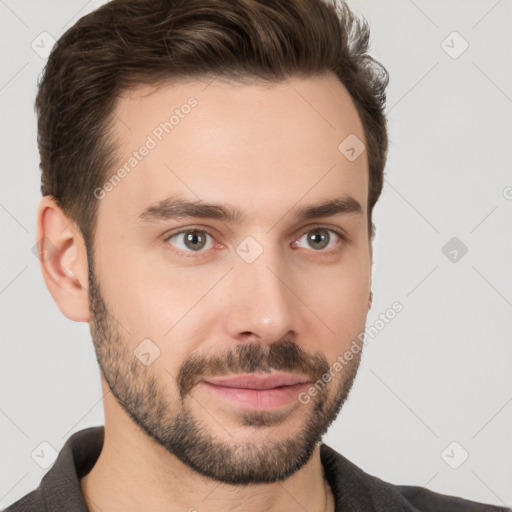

{"left": 88, "top": 73, "right": 371, "bottom": 484}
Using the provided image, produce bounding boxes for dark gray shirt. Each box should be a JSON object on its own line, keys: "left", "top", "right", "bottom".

{"left": 3, "top": 426, "right": 510, "bottom": 511}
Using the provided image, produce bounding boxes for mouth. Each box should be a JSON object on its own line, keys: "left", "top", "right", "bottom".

{"left": 200, "top": 373, "right": 311, "bottom": 411}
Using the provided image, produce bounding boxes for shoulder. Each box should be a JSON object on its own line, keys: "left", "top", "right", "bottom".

{"left": 396, "top": 484, "right": 510, "bottom": 512}
{"left": 320, "top": 443, "right": 510, "bottom": 512}
{"left": 2, "top": 426, "right": 103, "bottom": 512}
{"left": 2, "top": 489, "right": 46, "bottom": 512}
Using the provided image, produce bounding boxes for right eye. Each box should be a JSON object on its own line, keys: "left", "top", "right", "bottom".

{"left": 165, "top": 229, "right": 215, "bottom": 253}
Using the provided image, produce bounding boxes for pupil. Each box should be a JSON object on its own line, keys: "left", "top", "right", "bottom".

{"left": 186, "top": 232, "right": 204, "bottom": 250}
{"left": 309, "top": 230, "right": 328, "bottom": 249}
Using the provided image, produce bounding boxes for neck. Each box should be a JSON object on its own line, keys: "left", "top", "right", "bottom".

{"left": 80, "top": 405, "right": 334, "bottom": 512}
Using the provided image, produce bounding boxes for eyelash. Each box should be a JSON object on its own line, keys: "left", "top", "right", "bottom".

{"left": 163, "top": 225, "right": 348, "bottom": 258}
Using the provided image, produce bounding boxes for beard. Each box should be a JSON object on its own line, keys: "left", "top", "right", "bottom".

{"left": 87, "top": 258, "right": 363, "bottom": 485}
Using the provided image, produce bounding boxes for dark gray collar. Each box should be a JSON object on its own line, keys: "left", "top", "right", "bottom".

{"left": 6, "top": 426, "right": 508, "bottom": 512}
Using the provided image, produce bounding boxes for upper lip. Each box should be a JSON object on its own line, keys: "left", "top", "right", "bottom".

{"left": 203, "top": 373, "right": 310, "bottom": 390}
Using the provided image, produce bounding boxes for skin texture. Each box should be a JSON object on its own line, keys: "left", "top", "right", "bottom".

{"left": 37, "top": 72, "right": 372, "bottom": 512}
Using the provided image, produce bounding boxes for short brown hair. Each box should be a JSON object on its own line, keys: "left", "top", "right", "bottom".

{"left": 36, "top": 0, "right": 388, "bottom": 251}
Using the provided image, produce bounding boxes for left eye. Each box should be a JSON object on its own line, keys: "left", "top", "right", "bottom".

{"left": 166, "top": 230, "right": 214, "bottom": 252}
{"left": 295, "top": 228, "right": 340, "bottom": 251}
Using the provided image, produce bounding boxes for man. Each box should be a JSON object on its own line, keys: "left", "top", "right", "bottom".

{"left": 4, "top": 0, "right": 509, "bottom": 511}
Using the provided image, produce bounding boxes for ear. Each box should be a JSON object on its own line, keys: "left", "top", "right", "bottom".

{"left": 368, "top": 222, "right": 374, "bottom": 309}
{"left": 35, "top": 196, "right": 91, "bottom": 322}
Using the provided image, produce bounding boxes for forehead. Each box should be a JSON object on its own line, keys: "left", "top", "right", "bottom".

{"left": 99, "top": 74, "right": 368, "bottom": 228}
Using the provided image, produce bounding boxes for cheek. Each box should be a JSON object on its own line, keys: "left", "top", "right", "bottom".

{"left": 302, "top": 242, "right": 371, "bottom": 300}
{"left": 96, "top": 253, "right": 220, "bottom": 374}
{"left": 91, "top": 244, "right": 182, "bottom": 354}
{"left": 310, "top": 275, "right": 369, "bottom": 333}
{"left": 296, "top": 253, "right": 371, "bottom": 356}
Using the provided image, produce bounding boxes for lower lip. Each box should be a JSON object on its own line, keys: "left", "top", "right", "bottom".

{"left": 201, "top": 382, "right": 310, "bottom": 410}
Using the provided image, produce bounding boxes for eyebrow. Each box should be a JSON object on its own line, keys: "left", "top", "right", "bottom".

{"left": 137, "top": 195, "right": 362, "bottom": 224}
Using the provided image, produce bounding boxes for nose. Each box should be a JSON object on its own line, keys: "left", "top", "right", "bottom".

{"left": 223, "top": 246, "right": 298, "bottom": 345}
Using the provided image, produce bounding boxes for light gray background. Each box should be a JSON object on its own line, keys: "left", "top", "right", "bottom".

{"left": 1, "top": 0, "right": 511, "bottom": 509}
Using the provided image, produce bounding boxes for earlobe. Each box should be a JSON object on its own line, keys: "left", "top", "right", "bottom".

{"left": 36, "top": 196, "right": 91, "bottom": 322}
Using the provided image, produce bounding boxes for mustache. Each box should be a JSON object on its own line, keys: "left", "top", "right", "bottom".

{"left": 177, "top": 340, "right": 330, "bottom": 398}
